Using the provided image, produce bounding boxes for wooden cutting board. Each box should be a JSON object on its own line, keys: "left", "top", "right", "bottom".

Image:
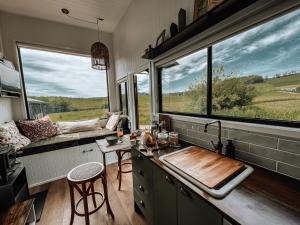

{"left": 164, "top": 146, "right": 245, "bottom": 189}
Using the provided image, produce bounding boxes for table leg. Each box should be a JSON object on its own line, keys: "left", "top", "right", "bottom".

{"left": 102, "top": 152, "right": 114, "bottom": 218}
{"left": 116, "top": 151, "right": 122, "bottom": 191}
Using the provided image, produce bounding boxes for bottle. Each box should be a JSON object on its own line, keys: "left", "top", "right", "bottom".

{"left": 225, "top": 140, "right": 235, "bottom": 159}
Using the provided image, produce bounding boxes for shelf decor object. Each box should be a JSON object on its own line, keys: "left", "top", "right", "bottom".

{"left": 141, "top": 0, "right": 258, "bottom": 60}
{"left": 61, "top": 8, "right": 109, "bottom": 70}
{"left": 194, "top": 0, "right": 224, "bottom": 20}
{"left": 178, "top": 8, "right": 187, "bottom": 32}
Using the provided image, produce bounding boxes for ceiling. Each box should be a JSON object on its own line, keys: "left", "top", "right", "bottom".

{"left": 0, "top": 0, "right": 133, "bottom": 32}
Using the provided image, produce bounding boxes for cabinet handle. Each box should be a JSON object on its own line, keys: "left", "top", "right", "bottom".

{"left": 139, "top": 185, "right": 144, "bottom": 192}
{"left": 82, "top": 149, "right": 94, "bottom": 153}
{"left": 137, "top": 154, "right": 143, "bottom": 160}
{"left": 139, "top": 200, "right": 145, "bottom": 207}
{"left": 179, "top": 186, "right": 192, "bottom": 199}
{"left": 138, "top": 170, "right": 144, "bottom": 176}
{"left": 165, "top": 175, "right": 174, "bottom": 184}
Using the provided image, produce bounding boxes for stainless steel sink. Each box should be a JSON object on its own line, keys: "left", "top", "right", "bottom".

{"left": 159, "top": 147, "right": 254, "bottom": 198}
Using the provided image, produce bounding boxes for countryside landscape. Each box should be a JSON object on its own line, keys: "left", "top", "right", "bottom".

{"left": 28, "top": 72, "right": 300, "bottom": 124}
{"left": 163, "top": 72, "right": 300, "bottom": 122}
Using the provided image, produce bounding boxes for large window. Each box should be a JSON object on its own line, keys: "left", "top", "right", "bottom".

{"left": 19, "top": 47, "right": 109, "bottom": 122}
{"left": 134, "top": 70, "right": 151, "bottom": 129}
{"left": 159, "top": 8, "right": 300, "bottom": 127}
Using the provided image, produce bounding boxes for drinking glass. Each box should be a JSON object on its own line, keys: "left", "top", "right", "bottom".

{"left": 117, "top": 127, "right": 124, "bottom": 142}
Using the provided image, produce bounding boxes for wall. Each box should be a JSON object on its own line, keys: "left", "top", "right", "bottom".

{"left": 113, "top": 0, "right": 194, "bottom": 80}
{"left": 0, "top": 11, "right": 117, "bottom": 121}
{"left": 0, "top": 98, "right": 15, "bottom": 124}
{"left": 0, "top": 13, "right": 15, "bottom": 124}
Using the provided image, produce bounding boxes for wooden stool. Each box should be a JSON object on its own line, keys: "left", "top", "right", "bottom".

{"left": 67, "top": 162, "right": 114, "bottom": 225}
{"left": 116, "top": 149, "right": 132, "bottom": 190}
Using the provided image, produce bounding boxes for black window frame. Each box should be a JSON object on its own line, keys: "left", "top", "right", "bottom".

{"left": 158, "top": 21, "right": 300, "bottom": 128}
{"left": 17, "top": 43, "right": 110, "bottom": 120}
{"left": 119, "top": 81, "right": 128, "bottom": 115}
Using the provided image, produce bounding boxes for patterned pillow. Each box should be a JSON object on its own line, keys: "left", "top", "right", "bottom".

{"left": 18, "top": 115, "right": 58, "bottom": 142}
{"left": 0, "top": 121, "right": 31, "bottom": 151}
{"left": 105, "top": 113, "right": 120, "bottom": 131}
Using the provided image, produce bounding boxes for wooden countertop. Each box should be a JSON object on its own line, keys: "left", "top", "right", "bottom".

{"left": 140, "top": 142, "right": 300, "bottom": 225}
{"left": 0, "top": 199, "right": 34, "bottom": 225}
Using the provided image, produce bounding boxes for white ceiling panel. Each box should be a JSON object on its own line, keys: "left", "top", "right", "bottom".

{"left": 0, "top": 0, "right": 132, "bottom": 32}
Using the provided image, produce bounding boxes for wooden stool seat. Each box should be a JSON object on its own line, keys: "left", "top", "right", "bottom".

{"left": 67, "top": 162, "right": 104, "bottom": 182}
{"left": 67, "top": 162, "right": 114, "bottom": 225}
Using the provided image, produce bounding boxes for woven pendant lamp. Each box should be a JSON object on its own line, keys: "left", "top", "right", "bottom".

{"left": 91, "top": 18, "right": 110, "bottom": 70}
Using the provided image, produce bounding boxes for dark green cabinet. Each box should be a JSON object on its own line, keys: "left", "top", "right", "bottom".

{"left": 132, "top": 148, "right": 154, "bottom": 225}
{"left": 132, "top": 148, "right": 223, "bottom": 225}
{"left": 177, "top": 184, "right": 222, "bottom": 225}
{"left": 153, "top": 165, "right": 177, "bottom": 225}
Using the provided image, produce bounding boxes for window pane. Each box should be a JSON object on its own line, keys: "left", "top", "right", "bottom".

{"left": 212, "top": 9, "right": 300, "bottom": 122}
{"left": 161, "top": 49, "right": 207, "bottom": 114}
{"left": 135, "top": 71, "right": 151, "bottom": 129}
{"left": 20, "top": 47, "right": 109, "bottom": 122}
{"left": 120, "top": 82, "right": 128, "bottom": 115}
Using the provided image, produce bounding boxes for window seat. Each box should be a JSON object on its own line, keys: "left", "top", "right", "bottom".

{"left": 17, "top": 129, "right": 116, "bottom": 157}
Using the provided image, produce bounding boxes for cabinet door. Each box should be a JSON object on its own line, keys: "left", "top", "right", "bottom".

{"left": 178, "top": 184, "right": 222, "bottom": 225}
{"left": 153, "top": 165, "right": 177, "bottom": 225}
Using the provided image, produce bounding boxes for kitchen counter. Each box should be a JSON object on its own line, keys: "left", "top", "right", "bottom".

{"left": 139, "top": 142, "right": 300, "bottom": 225}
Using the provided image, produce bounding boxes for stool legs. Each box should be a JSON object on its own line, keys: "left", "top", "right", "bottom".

{"left": 69, "top": 183, "right": 75, "bottom": 225}
{"left": 90, "top": 181, "right": 97, "bottom": 208}
{"left": 82, "top": 183, "right": 90, "bottom": 225}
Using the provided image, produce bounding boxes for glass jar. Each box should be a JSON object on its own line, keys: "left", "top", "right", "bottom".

{"left": 169, "top": 132, "right": 179, "bottom": 147}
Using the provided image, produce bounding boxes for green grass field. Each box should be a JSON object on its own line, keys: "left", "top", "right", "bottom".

{"left": 49, "top": 109, "right": 108, "bottom": 122}
{"left": 30, "top": 74, "right": 300, "bottom": 124}
{"left": 163, "top": 74, "right": 300, "bottom": 121}
{"left": 137, "top": 95, "right": 151, "bottom": 126}
{"left": 29, "top": 96, "right": 108, "bottom": 123}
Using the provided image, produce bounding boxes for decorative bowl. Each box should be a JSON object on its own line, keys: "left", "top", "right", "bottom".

{"left": 106, "top": 136, "right": 118, "bottom": 145}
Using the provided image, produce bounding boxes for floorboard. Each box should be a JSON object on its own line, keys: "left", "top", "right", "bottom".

{"left": 37, "top": 161, "right": 147, "bottom": 225}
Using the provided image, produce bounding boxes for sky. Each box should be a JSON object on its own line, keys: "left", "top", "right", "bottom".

{"left": 21, "top": 48, "right": 108, "bottom": 98}
{"left": 136, "top": 70, "right": 150, "bottom": 94}
{"left": 162, "top": 8, "right": 300, "bottom": 93}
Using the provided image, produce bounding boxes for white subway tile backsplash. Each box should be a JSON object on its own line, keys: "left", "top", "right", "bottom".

{"left": 172, "top": 119, "right": 300, "bottom": 180}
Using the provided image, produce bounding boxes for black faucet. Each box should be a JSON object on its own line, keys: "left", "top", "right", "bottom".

{"left": 204, "top": 120, "right": 223, "bottom": 154}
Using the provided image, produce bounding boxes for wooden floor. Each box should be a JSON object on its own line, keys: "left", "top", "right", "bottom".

{"left": 37, "top": 161, "right": 147, "bottom": 225}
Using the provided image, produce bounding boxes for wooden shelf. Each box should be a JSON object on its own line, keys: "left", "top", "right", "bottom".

{"left": 142, "top": 0, "right": 259, "bottom": 60}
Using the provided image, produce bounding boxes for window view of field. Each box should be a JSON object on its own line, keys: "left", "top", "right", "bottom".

{"left": 161, "top": 49, "right": 207, "bottom": 114}
{"left": 211, "top": 8, "right": 300, "bottom": 121}
{"left": 135, "top": 71, "right": 151, "bottom": 128}
{"left": 161, "top": 8, "right": 300, "bottom": 122}
{"left": 20, "top": 47, "right": 108, "bottom": 123}
{"left": 120, "top": 82, "right": 128, "bottom": 115}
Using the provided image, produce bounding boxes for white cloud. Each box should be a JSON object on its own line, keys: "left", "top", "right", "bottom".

{"left": 21, "top": 48, "right": 108, "bottom": 98}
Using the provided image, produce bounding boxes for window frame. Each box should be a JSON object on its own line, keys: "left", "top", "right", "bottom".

{"left": 17, "top": 43, "right": 110, "bottom": 120}
{"left": 158, "top": 13, "right": 300, "bottom": 128}
{"left": 118, "top": 81, "right": 128, "bottom": 115}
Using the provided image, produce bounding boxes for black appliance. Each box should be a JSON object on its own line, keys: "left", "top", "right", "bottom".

{"left": 0, "top": 145, "right": 16, "bottom": 183}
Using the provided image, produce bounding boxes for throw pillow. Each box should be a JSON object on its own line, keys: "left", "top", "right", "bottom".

{"left": 105, "top": 113, "right": 120, "bottom": 131}
{"left": 0, "top": 121, "right": 31, "bottom": 151}
{"left": 56, "top": 118, "right": 102, "bottom": 134}
{"left": 18, "top": 115, "right": 57, "bottom": 142}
